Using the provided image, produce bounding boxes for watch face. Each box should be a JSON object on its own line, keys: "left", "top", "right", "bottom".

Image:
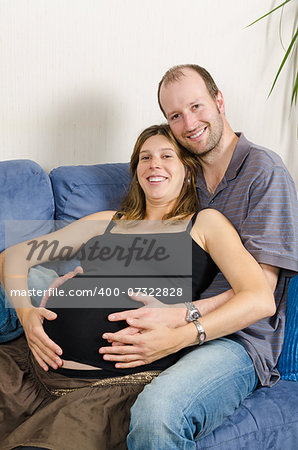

{"left": 192, "top": 311, "right": 200, "bottom": 320}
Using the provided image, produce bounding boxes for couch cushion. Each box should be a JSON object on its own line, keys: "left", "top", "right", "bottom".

{"left": 49, "top": 163, "right": 130, "bottom": 225}
{"left": 277, "top": 275, "right": 298, "bottom": 381}
{"left": 0, "top": 160, "right": 54, "bottom": 252}
{"left": 0, "top": 160, "right": 55, "bottom": 342}
{"left": 49, "top": 163, "right": 130, "bottom": 274}
{"left": 198, "top": 380, "right": 298, "bottom": 449}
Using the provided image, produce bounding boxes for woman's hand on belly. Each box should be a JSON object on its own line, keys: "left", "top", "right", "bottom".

{"left": 40, "top": 265, "right": 83, "bottom": 308}
{"left": 20, "top": 306, "right": 63, "bottom": 371}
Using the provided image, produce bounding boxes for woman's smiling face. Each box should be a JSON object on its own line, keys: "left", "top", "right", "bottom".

{"left": 137, "top": 134, "right": 186, "bottom": 206}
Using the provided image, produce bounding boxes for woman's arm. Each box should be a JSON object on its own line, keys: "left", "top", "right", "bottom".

{"left": 187, "top": 209, "right": 276, "bottom": 341}
{"left": 99, "top": 209, "right": 275, "bottom": 368}
{"left": 1, "top": 210, "right": 115, "bottom": 371}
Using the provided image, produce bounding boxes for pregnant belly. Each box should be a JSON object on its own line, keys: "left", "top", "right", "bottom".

{"left": 43, "top": 276, "right": 180, "bottom": 374}
{"left": 43, "top": 307, "right": 130, "bottom": 367}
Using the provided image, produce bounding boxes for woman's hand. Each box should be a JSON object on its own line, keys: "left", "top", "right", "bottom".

{"left": 23, "top": 265, "right": 83, "bottom": 371}
{"left": 19, "top": 306, "right": 63, "bottom": 371}
{"left": 40, "top": 266, "right": 83, "bottom": 307}
{"left": 99, "top": 317, "right": 194, "bottom": 368}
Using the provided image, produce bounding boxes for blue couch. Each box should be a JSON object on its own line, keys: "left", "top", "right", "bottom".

{"left": 0, "top": 159, "right": 297, "bottom": 449}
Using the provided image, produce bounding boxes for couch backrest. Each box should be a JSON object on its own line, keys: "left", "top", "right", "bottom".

{"left": 0, "top": 160, "right": 55, "bottom": 252}
{"left": 49, "top": 162, "right": 130, "bottom": 226}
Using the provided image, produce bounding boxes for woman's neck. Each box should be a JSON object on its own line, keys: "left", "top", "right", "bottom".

{"left": 144, "top": 201, "right": 174, "bottom": 220}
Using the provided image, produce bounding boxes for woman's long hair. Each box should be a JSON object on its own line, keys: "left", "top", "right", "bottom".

{"left": 115, "top": 124, "right": 199, "bottom": 221}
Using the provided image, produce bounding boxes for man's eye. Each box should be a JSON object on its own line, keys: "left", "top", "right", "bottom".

{"left": 171, "top": 114, "right": 180, "bottom": 121}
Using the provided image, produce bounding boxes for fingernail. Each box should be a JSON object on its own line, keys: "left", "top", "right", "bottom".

{"left": 109, "top": 315, "right": 115, "bottom": 320}
{"left": 57, "top": 349, "right": 62, "bottom": 356}
{"left": 102, "top": 334, "right": 108, "bottom": 339}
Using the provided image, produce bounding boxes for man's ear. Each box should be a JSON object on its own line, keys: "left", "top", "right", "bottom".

{"left": 216, "top": 91, "right": 225, "bottom": 114}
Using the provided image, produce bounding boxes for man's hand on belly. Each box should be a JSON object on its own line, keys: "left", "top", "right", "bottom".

{"left": 106, "top": 293, "right": 187, "bottom": 329}
{"left": 99, "top": 317, "right": 196, "bottom": 368}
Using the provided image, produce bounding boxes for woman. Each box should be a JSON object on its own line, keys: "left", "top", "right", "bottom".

{"left": 0, "top": 124, "right": 274, "bottom": 450}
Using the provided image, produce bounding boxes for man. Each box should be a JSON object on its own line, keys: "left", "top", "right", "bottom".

{"left": 100, "top": 65, "right": 298, "bottom": 449}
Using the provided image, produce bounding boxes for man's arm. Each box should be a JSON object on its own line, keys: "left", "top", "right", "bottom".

{"left": 105, "top": 263, "right": 279, "bottom": 340}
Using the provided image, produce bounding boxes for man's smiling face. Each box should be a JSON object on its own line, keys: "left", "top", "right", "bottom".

{"left": 159, "top": 68, "right": 225, "bottom": 158}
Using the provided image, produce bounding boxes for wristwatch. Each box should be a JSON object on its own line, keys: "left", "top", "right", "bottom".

{"left": 193, "top": 320, "right": 206, "bottom": 345}
{"left": 185, "top": 302, "right": 201, "bottom": 322}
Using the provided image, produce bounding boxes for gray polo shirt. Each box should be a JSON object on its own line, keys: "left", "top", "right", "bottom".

{"left": 197, "top": 133, "right": 298, "bottom": 386}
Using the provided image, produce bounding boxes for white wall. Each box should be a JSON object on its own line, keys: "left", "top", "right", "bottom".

{"left": 0, "top": 0, "right": 297, "bottom": 185}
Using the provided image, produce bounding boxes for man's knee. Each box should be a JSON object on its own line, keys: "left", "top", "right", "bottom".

{"left": 130, "top": 384, "right": 177, "bottom": 428}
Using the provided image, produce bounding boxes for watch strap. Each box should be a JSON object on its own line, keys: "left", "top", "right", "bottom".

{"left": 193, "top": 320, "right": 206, "bottom": 345}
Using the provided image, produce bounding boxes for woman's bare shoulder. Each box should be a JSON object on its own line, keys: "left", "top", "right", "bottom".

{"left": 194, "top": 208, "right": 233, "bottom": 230}
{"left": 80, "top": 210, "right": 117, "bottom": 221}
{"left": 191, "top": 208, "right": 237, "bottom": 252}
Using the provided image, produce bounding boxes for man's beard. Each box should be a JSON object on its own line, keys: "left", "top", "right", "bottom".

{"left": 182, "top": 114, "right": 224, "bottom": 158}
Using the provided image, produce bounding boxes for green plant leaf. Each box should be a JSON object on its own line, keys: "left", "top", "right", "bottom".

{"left": 246, "top": 0, "right": 292, "bottom": 27}
{"left": 291, "top": 71, "right": 298, "bottom": 104}
{"left": 268, "top": 26, "right": 298, "bottom": 97}
{"left": 279, "top": 4, "right": 286, "bottom": 51}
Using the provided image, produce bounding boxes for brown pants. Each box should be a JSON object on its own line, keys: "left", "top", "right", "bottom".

{"left": 0, "top": 336, "right": 160, "bottom": 450}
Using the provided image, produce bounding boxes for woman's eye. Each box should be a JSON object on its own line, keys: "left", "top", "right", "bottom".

{"left": 192, "top": 104, "right": 200, "bottom": 110}
{"left": 140, "top": 156, "right": 149, "bottom": 160}
{"left": 163, "top": 154, "right": 172, "bottom": 159}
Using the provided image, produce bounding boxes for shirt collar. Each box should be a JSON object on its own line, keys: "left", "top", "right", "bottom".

{"left": 195, "top": 132, "right": 251, "bottom": 197}
{"left": 225, "top": 132, "right": 251, "bottom": 181}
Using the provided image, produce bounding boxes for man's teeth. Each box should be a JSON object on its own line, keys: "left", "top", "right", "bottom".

{"left": 148, "top": 177, "right": 166, "bottom": 182}
{"left": 189, "top": 128, "right": 205, "bottom": 139}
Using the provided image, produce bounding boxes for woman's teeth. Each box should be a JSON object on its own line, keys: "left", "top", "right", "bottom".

{"left": 148, "top": 177, "right": 166, "bottom": 182}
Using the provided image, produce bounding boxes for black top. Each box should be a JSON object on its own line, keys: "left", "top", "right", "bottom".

{"left": 44, "top": 212, "right": 219, "bottom": 378}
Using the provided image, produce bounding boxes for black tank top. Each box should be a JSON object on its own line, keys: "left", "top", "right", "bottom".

{"left": 44, "top": 212, "right": 219, "bottom": 377}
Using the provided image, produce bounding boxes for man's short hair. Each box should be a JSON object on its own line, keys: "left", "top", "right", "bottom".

{"left": 158, "top": 64, "right": 219, "bottom": 117}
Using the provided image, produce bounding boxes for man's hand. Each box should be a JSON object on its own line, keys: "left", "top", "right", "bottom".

{"left": 100, "top": 317, "right": 188, "bottom": 368}
{"left": 103, "top": 293, "right": 187, "bottom": 347}
{"left": 108, "top": 293, "right": 187, "bottom": 328}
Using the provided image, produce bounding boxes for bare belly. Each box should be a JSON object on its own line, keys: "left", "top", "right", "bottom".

{"left": 62, "top": 359, "right": 103, "bottom": 370}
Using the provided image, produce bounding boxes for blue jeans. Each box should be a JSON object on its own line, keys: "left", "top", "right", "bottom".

{"left": 127, "top": 337, "right": 257, "bottom": 450}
